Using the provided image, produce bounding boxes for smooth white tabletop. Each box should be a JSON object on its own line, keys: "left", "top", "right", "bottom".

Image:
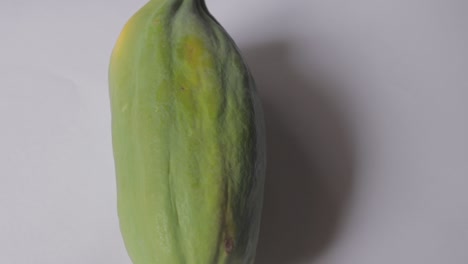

{"left": 1, "top": 1, "right": 467, "bottom": 263}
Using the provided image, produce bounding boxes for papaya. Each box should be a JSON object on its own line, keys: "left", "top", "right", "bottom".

{"left": 108, "top": 0, "right": 266, "bottom": 263}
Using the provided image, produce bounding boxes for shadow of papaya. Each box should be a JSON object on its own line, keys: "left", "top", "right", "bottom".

{"left": 240, "top": 41, "right": 356, "bottom": 264}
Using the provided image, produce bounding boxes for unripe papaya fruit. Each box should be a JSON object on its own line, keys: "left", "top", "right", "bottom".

{"left": 108, "top": 1, "right": 266, "bottom": 263}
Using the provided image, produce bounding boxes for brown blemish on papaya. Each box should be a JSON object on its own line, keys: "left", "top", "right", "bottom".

{"left": 224, "top": 237, "right": 234, "bottom": 254}
{"left": 153, "top": 18, "right": 160, "bottom": 26}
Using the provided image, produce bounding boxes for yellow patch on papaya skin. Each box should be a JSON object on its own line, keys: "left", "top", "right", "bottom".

{"left": 113, "top": 22, "right": 133, "bottom": 56}
{"left": 174, "top": 35, "right": 216, "bottom": 89}
{"left": 183, "top": 36, "right": 207, "bottom": 66}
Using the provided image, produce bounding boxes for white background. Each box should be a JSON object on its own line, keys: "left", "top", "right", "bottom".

{"left": 1, "top": 0, "right": 467, "bottom": 263}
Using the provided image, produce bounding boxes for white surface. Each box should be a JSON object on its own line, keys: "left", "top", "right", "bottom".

{"left": 1, "top": 0, "right": 467, "bottom": 263}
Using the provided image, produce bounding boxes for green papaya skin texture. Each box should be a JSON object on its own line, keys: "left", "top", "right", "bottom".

{"left": 108, "top": 0, "right": 266, "bottom": 263}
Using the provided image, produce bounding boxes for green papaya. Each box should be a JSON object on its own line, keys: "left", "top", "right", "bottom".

{"left": 108, "top": 0, "right": 266, "bottom": 263}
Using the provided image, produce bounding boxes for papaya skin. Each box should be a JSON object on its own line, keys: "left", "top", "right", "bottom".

{"left": 108, "top": 1, "right": 266, "bottom": 263}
